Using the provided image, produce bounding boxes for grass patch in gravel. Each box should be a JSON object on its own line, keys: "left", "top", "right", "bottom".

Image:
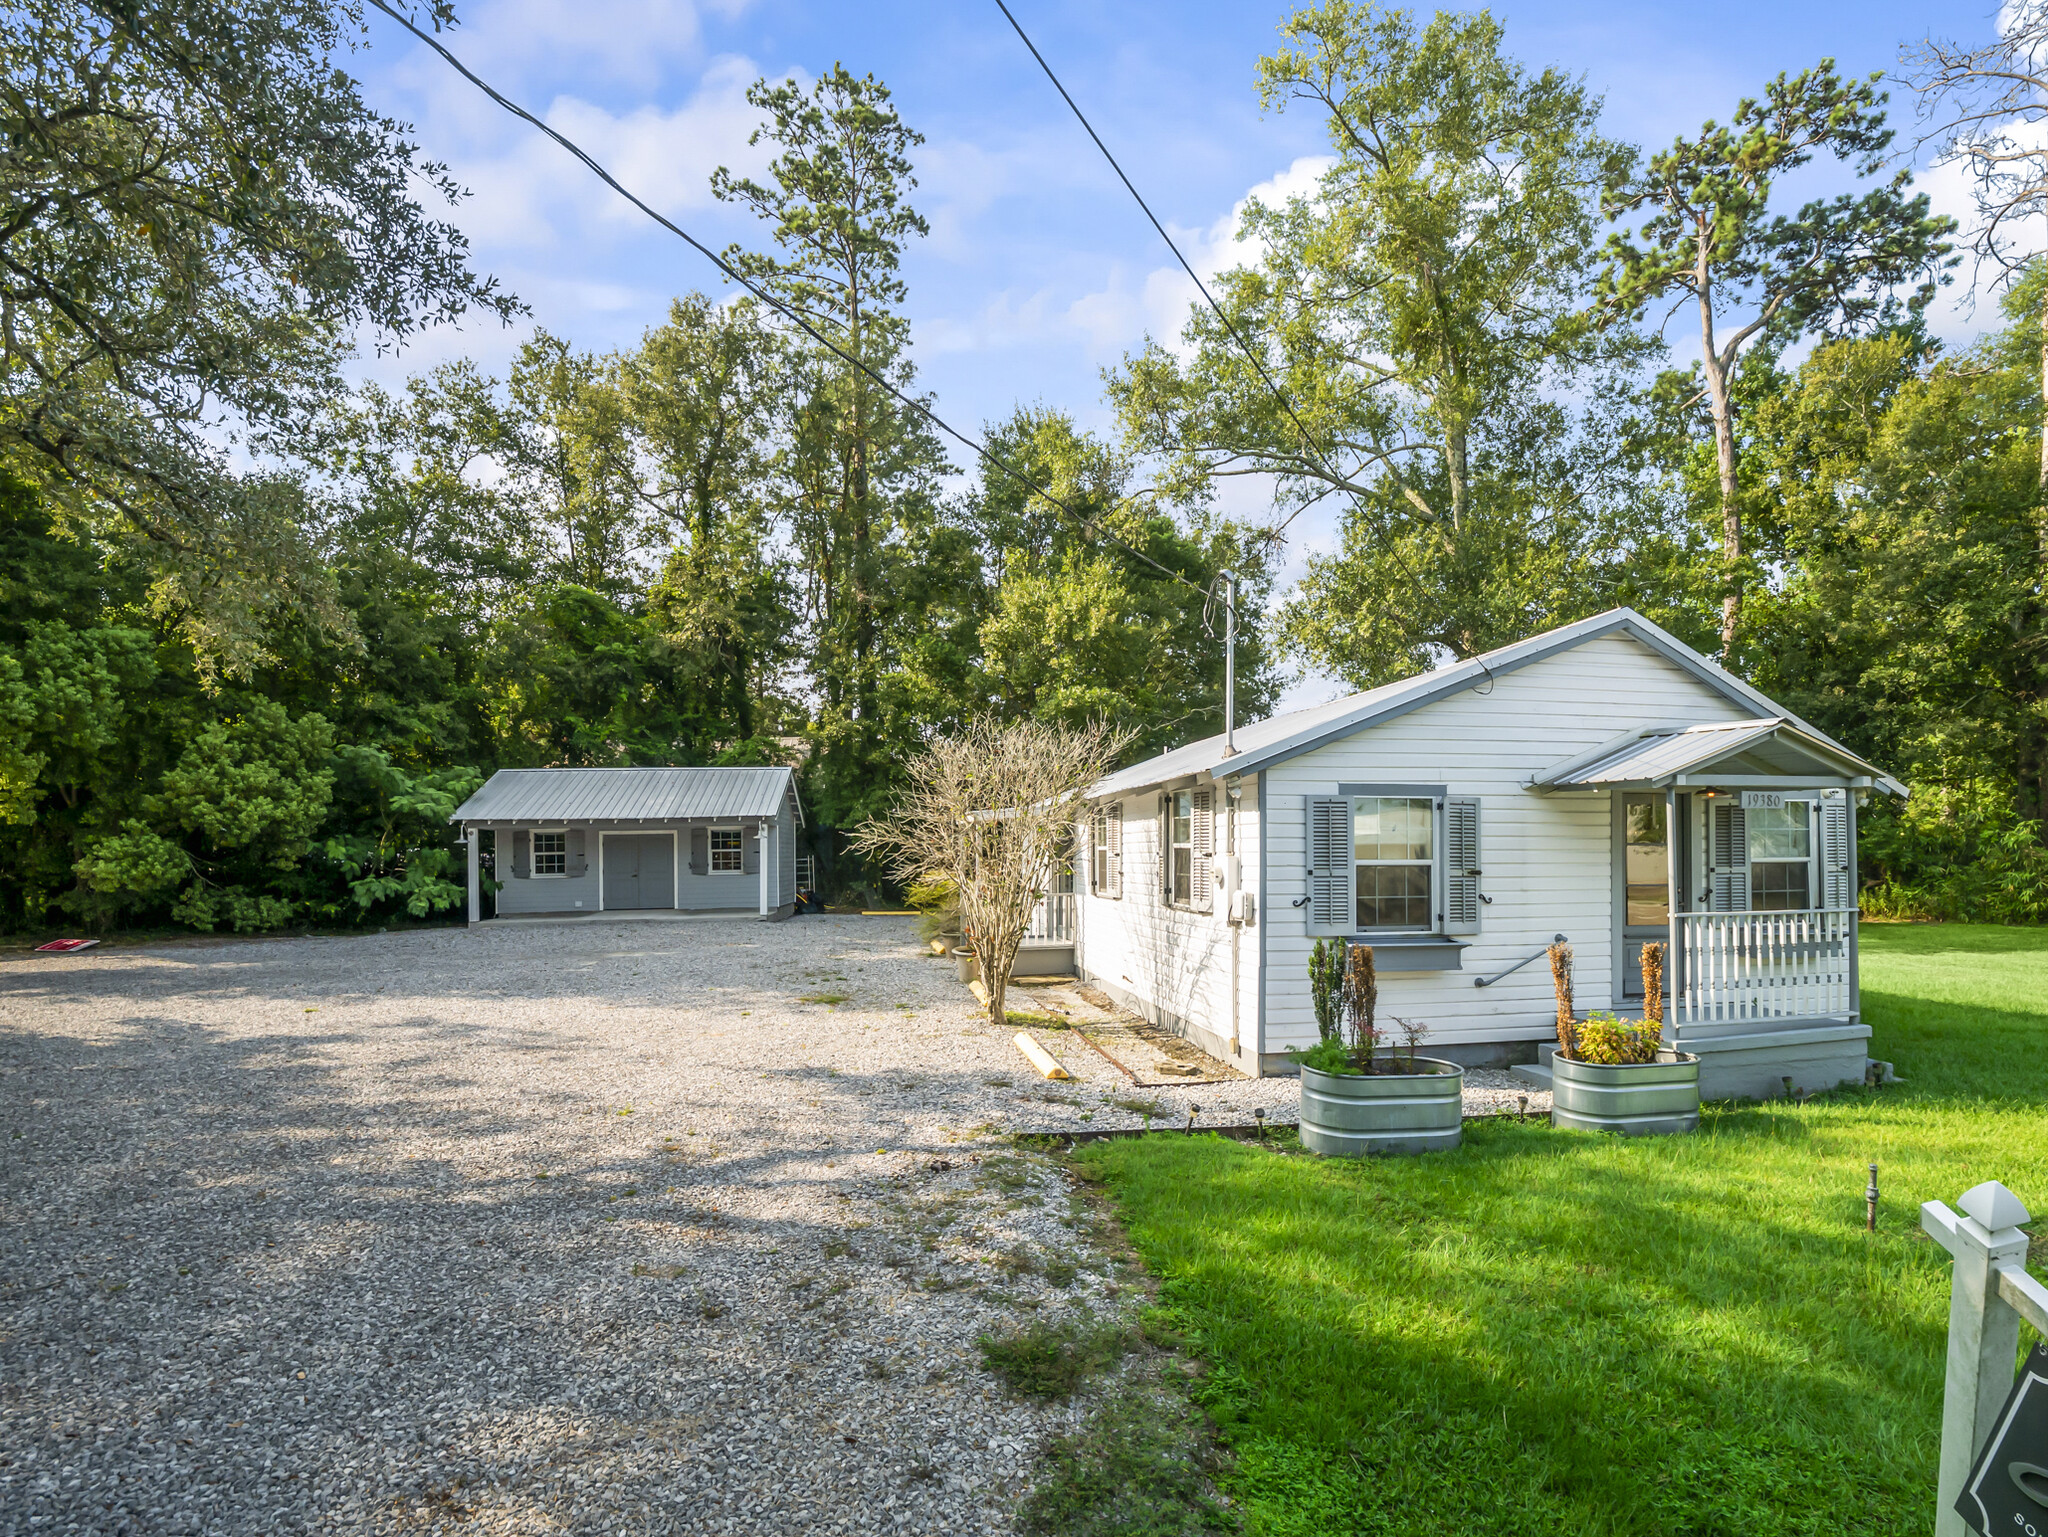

{"left": 1018, "top": 1389, "right": 1239, "bottom": 1537}
{"left": 798, "top": 992, "right": 851, "bottom": 1005}
{"left": 979, "top": 1317, "right": 1134, "bottom": 1399}
{"left": 1008, "top": 1010, "right": 1072, "bottom": 1031}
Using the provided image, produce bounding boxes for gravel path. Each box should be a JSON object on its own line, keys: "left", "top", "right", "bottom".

{"left": 0, "top": 914, "right": 1543, "bottom": 1535}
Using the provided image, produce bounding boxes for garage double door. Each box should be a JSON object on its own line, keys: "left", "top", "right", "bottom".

{"left": 601, "top": 834, "right": 675, "bottom": 910}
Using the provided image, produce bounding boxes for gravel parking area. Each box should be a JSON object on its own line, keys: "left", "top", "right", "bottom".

{"left": 0, "top": 914, "right": 1541, "bottom": 1535}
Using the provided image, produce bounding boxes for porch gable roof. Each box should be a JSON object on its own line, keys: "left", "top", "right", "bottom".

{"left": 1530, "top": 718, "right": 1902, "bottom": 794}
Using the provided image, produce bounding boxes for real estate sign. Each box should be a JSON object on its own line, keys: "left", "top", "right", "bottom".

{"left": 1956, "top": 1345, "right": 2048, "bottom": 1537}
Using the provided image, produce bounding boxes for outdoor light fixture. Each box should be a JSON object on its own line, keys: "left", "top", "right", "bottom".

{"left": 1252, "top": 1106, "right": 1267, "bottom": 1141}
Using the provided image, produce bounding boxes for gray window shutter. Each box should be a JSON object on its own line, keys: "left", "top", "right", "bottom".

{"left": 511, "top": 829, "right": 530, "bottom": 879}
{"left": 1306, "top": 796, "right": 1355, "bottom": 937}
{"left": 689, "top": 826, "right": 709, "bottom": 876}
{"left": 1710, "top": 802, "right": 1749, "bottom": 911}
{"left": 1107, "top": 804, "right": 1123, "bottom": 899}
{"left": 1444, "top": 796, "right": 1481, "bottom": 934}
{"left": 1158, "top": 795, "right": 1171, "bottom": 901}
{"left": 1192, "top": 790, "right": 1215, "bottom": 913}
{"left": 566, "top": 827, "right": 587, "bottom": 877}
{"left": 743, "top": 824, "right": 760, "bottom": 875}
{"left": 1821, "top": 792, "right": 1852, "bottom": 910}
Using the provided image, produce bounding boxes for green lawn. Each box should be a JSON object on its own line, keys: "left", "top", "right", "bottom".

{"left": 1076, "top": 924, "right": 2048, "bottom": 1536}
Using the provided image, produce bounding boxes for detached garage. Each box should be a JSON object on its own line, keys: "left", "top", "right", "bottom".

{"left": 449, "top": 766, "right": 803, "bottom": 923}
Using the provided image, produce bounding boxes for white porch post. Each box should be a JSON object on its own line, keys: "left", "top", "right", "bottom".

{"left": 758, "top": 819, "right": 770, "bottom": 917}
{"left": 1924, "top": 1181, "right": 2044, "bottom": 1536}
{"left": 465, "top": 828, "right": 480, "bottom": 927}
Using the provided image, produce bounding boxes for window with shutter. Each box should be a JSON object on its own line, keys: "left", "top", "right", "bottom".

{"left": 1709, "top": 802, "right": 1750, "bottom": 911}
{"left": 1107, "top": 803, "right": 1123, "bottom": 898}
{"left": 1821, "top": 792, "right": 1852, "bottom": 910}
{"left": 1306, "top": 796, "right": 1355, "bottom": 937}
{"left": 1444, "top": 797, "right": 1481, "bottom": 934}
{"left": 1191, "top": 789, "right": 1215, "bottom": 912}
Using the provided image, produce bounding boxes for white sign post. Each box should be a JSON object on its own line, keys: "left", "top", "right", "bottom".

{"left": 1923, "top": 1181, "right": 2048, "bottom": 1536}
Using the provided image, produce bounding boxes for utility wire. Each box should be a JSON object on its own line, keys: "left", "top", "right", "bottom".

{"left": 994, "top": 0, "right": 1492, "bottom": 682}
{"left": 365, "top": 0, "right": 1219, "bottom": 606}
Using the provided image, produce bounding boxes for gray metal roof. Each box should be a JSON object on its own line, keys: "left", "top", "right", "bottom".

{"left": 1086, "top": 607, "right": 1905, "bottom": 800}
{"left": 1532, "top": 718, "right": 1894, "bottom": 791}
{"left": 449, "top": 766, "right": 801, "bottom": 826}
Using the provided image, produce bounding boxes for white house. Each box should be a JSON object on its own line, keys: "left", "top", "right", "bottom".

{"left": 449, "top": 766, "right": 803, "bottom": 922}
{"left": 1067, "top": 608, "right": 1902, "bottom": 1101}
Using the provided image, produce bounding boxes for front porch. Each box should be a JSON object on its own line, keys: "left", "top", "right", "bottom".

{"left": 1521, "top": 716, "right": 1897, "bottom": 1100}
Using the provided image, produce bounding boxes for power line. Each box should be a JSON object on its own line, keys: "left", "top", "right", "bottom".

{"left": 994, "top": 0, "right": 1491, "bottom": 683}
{"left": 363, "top": 0, "right": 1221, "bottom": 606}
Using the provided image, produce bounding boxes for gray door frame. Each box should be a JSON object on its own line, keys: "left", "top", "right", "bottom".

{"left": 598, "top": 829, "right": 679, "bottom": 912}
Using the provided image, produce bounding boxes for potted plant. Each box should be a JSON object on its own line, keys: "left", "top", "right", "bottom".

{"left": 1546, "top": 941, "right": 1700, "bottom": 1135}
{"left": 1295, "top": 940, "right": 1464, "bottom": 1157}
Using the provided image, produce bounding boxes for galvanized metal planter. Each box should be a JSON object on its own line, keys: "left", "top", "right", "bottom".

{"left": 1299, "top": 1057, "right": 1464, "bottom": 1157}
{"left": 1549, "top": 1050, "right": 1701, "bottom": 1136}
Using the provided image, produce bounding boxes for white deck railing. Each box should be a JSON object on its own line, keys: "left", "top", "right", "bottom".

{"left": 1671, "top": 907, "right": 1855, "bottom": 1027}
{"left": 1025, "top": 892, "right": 1077, "bottom": 944}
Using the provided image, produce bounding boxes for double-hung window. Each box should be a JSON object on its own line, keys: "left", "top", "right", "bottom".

{"left": 532, "top": 830, "right": 567, "bottom": 877}
{"left": 1091, "top": 811, "right": 1110, "bottom": 893}
{"left": 1748, "top": 802, "right": 1811, "bottom": 910}
{"left": 1354, "top": 796, "right": 1432, "bottom": 930}
{"left": 1169, "top": 793, "right": 1194, "bottom": 905}
{"left": 709, "top": 827, "right": 744, "bottom": 873}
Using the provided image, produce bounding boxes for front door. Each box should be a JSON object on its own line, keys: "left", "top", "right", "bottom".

{"left": 602, "top": 834, "right": 675, "bottom": 911}
{"left": 1621, "top": 793, "right": 1670, "bottom": 1000}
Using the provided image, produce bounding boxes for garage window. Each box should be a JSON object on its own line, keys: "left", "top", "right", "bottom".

{"left": 532, "top": 829, "right": 568, "bottom": 877}
{"left": 710, "top": 827, "right": 744, "bottom": 873}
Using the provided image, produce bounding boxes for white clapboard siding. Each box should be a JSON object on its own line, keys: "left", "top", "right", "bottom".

{"left": 1075, "top": 785, "right": 1261, "bottom": 1066}
{"left": 1259, "top": 630, "right": 1754, "bottom": 1052}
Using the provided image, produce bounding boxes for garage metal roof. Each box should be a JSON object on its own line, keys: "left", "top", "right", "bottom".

{"left": 449, "top": 766, "right": 801, "bottom": 826}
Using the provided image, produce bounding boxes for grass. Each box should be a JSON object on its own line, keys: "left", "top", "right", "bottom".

{"left": 1008, "top": 1009, "right": 1073, "bottom": 1031}
{"left": 1075, "top": 923, "right": 2048, "bottom": 1537}
{"left": 979, "top": 1317, "right": 1135, "bottom": 1399}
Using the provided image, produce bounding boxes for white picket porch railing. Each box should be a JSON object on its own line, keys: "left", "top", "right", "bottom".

{"left": 1025, "top": 892, "right": 1077, "bottom": 944}
{"left": 1671, "top": 907, "right": 1855, "bottom": 1026}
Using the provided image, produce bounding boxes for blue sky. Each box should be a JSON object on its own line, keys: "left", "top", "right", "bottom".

{"left": 352, "top": 0, "right": 2002, "bottom": 702}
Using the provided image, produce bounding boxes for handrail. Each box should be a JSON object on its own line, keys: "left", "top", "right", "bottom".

{"left": 1473, "top": 934, "right": 1567, "bottom": 989}
{"left": 2000, "top": 1263, "right": 2048, "bottom": 1337}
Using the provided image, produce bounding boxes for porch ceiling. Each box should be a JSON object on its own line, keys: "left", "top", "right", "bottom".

{"left": 1532, "top": 718, "right": 1904, "bottom": 795}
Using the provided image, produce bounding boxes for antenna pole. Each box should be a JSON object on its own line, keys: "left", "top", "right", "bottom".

{"left": 1222, "top": 571, "right": 1238, "bottom": 758}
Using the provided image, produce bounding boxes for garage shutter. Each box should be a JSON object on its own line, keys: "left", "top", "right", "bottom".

{"left": 511, "top": 829, "right": 530, "bottom": 879}
{"left": 689, "top": 826, "right": 708, "bottom": 875}
{"left": 1306, "top": 796, "right": 1354, "bottom": 937}
{"left": 1444, "top": 797, "right": 1481, "bottom": 934}
{"left": 567, "top": 828, "right": 588, "bottom": 877}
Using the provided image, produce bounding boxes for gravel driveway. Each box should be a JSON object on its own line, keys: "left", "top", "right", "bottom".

{"left": 1, "top": 916, "right": 1238, "bottom": 1536}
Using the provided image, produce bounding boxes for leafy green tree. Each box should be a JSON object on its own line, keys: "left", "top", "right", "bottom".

{"left": 962, "top": 408, "right": 1279, "bottom": 753}
{"left": 75, "top": 699, "right": 335, "bottom": 930}
{"left": 1110, "top": 0, "right": 1632, "bottom": 676}
{"left": 0, "top": 0, "right": 516, "bottom": 670}
{"left": 624, "top": 296, "right": 793, "bottom": 743}
{"left": 713, "top": 67, "right": 964, "bottom": 834}
{"left": 311, "top": 747, "right": 480, "bottom": 920}
{"left": 1595, "top": 60, "right": 1955, "bottom": 656}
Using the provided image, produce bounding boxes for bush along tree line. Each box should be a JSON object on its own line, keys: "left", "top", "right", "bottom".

{"left": 4, "top": 0, "right": 2046, "bottom": 934}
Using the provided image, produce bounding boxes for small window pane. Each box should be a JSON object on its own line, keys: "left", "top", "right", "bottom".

{"left": 1357, "top": 863, "right": 1431, "bottom": 929}
{"left": 1356, "top": 797, "right": 1432, "bottom": 860}
{"left": 1748, "top": 804, "right": 1810, "bottom": 861}
{"left": 1172, "top": 848, "right": 1192, "bottom": 904}
{"left": 1754, "top": 861, "right": 1811, "bottom": 911}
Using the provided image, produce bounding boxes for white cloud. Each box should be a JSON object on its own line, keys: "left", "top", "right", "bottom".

{"left": 1059, "top": 154, "right": 1335, "bottom": 361}
{"left": 431, "top": 55, "right": 778, "bottom": 250}
{"left": 428, "top": 0, "right": 754, "bottom": 89}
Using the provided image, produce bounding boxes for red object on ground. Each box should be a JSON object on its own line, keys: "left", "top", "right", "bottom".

{"left": 33, "top": 938, "right": 98, "bottom": 953}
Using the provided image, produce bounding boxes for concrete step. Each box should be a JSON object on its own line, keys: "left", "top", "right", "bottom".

{"left": 1509, "top": 1060, "right": 1554, "bottom": 1090}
